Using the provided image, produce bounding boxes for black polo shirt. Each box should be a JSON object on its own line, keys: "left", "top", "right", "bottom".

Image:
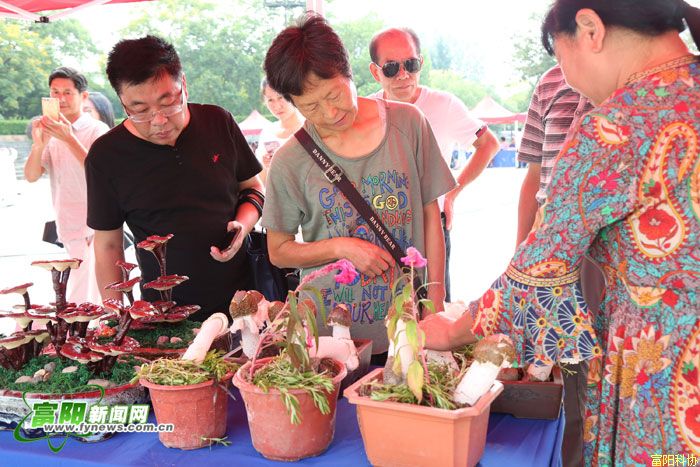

{"left": 86, "top": 103, "right": 262, "bottom": 320}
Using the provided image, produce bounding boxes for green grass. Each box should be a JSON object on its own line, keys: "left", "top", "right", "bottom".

{"left": 0, "top": 355, "right": 138, "bottom": 394}
{"left": 103, "top": 319, "right": 199, "bottom": 349}
{"left": 366, "top": 363, "right": 462, "bottom": 410}
{"left": 133, "top": 351, "right": 238, "bottom": 386}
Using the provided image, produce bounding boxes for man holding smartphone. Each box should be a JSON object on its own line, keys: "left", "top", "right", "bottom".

{"left": 24, "top": 66, "right": 109, "bottom": 304}
{"left": 86, "top": 36, "right": 263, "bottom": 321}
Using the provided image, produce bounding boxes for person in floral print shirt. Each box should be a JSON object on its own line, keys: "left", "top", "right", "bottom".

{"left": 421, "top": 0, "right": 700, "bottom": 465}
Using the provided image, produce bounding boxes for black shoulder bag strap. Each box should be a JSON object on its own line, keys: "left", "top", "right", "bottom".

{"left": 295, "top": 128, "right": 428, "bottom": 315}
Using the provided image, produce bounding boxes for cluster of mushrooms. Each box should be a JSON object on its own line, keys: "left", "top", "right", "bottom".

{"left": 0, "top": 234, "right": 199, "bottom": 381}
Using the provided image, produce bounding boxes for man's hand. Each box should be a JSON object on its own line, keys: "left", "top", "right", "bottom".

{"left": 210, "top": 220, "right": 246, "bottom": 262}
{"left": 339, "top": 237, "right": 395, "bottom": 278}
{"left": 31, "top": 118, "right": 50, "bottom": 147}
{"left": 41, "top": 114, "right": 75, "bottom": 143}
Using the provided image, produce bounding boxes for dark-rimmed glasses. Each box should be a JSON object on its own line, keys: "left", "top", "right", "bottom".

{"left": 375, "top": 57, "right": 422, "bottom": 78}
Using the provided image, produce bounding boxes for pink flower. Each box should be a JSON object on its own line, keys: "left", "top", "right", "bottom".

{"left": 300, "top": 259, "right": 358, "bottom": 288}
{"left": 400, "top": 247, "right": 427, "bottom": 268}
{"left": 334, "top": 259, "right": 358, "bottom": 285}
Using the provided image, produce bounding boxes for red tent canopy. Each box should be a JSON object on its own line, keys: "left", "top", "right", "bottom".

{"left": 0, "top": 0, "right": 147, "bottom": 21}
{"left": 472, "top": 96, "right": 527, "bottom": 125}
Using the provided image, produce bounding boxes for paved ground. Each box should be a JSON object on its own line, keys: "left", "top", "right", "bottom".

{"left": 0, "top": 165, "right": 526, "bottom": 334}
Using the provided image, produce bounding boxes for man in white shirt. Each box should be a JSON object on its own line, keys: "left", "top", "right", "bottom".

{"left": 24, "top": 67, "right": 109, "bottom": 303}
{"left": 368, "top": 28, "right": 499, "bottom": 302}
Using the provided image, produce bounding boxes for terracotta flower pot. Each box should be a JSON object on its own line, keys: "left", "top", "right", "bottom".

{"left": 232, "top": 357, "right": 347, "bottom": 461}
{"left": 344, "top": 368, "right": 504, "bottom": 467}
{"left": 140, "top": 373, "right": 232, "bottom": 450}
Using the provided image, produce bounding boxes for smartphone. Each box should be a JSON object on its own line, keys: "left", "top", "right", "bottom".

{"left": 219, "top": 226, "right": 242, "bottom": 252}
{"left": 42, "top": 97, "right": 60, "bottom": 121}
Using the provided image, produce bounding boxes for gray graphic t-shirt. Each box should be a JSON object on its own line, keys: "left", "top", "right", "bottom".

{"left": 261, "top": 99, "right": 456, "bottom": 352}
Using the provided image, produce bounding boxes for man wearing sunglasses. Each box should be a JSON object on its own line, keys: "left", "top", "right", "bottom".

{"left": 369, "top": 28, "right": 499, "bottom": 302}
{"left": 85, "top": 35, "right": 264, "bottom": 321}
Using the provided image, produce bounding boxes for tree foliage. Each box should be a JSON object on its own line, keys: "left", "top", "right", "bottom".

{"left": 427, "top": 69, "right": 491, "bottom": 109}
{"left": 331, "top": 13, "right": 385, "bottom": 98}
{"left": 510, "top": 13, "right": 556, "bottom": 87}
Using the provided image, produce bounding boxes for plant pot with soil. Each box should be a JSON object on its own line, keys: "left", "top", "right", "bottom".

{"left": 135, "top": 348, "right": 239, "bottom": 450}
{"left": 344, "top": 248, "right": 507, "bottom": 467}
{"left": 231, "top": 260, "right": 357, "bottom": 461}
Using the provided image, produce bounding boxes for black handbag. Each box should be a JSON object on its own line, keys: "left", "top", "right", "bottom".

{"left": 247, "top": 229, "right": 299, "bottom": 302}
{"left": 42, "top": 220, "right": 64, "bottom": 248}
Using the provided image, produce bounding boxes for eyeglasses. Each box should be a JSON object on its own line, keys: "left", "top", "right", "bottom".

{"left": 123, "top": 88, "right": 185, "bottom": 123}
{"left": 375, "top": 57, "right": 422, "bottom": 78}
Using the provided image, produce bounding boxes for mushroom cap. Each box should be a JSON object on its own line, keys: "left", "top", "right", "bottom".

{"left": 87, "top": 335, "right": 140, "bottom": 356}
{"left": 128, "top": 300, "right": 159, "bottom": 320}
{"left": 229, "top": 290, "right": 264, "bottom": 319}
{"left": 327, "top": 304, "right": 351, "bottom": 328}
{"left": 60, "top": 337, "right": 104, "bottom": 363}
{"left": 138, "top": 304, "right": 200, "bottom": 323}
{"left": 0, "top": 332, "right": 34, "bottom": 349}
{"left": 105, "top": 276, "right": 141, "bottom": 292}
{"left": 102, "top": 298, "right": 125, "bottom": 313}
{"left": 57, "top": 303, "right": 109, "bottom": 323}
{"left": 115, "top": 260, "right": 138, "bottom": 273}
{"left": 137, "top": 234, "right": 174, "bottom": 251}
{"left": 0, "top": 282, "right": 33, "bottom": 295}
{"left": 267, "top": 301, "right": 286, "bottom": 322}
{"left": 152, "top": 300, "right": 176, "bottom": 313}
{"left": 143, "top": 274, "right": 189, "bottom": 291}
{"left": 473, "top": 334, "right": 516, "bottom": 367}
{"left": 31, "top": 259, "right": 82, "bottom": 272}
{"left": 0, "top": 306, "right": 56, "bottom": 327}
{"left": 24, "top": 330, "right": 51, "bottom": 343}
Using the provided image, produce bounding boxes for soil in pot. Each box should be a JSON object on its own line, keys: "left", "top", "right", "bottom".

{"left": 232, "top": 356, "right": 347, "bottom": 461}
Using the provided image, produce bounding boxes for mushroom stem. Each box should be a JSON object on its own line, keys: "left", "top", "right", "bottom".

{"left": 241, "top": 328, "right": 260, "bottom": 359}
{"left": 22, "top": 292, "right": 31, "bottom": 310}
{"left": 77, "top": 322, "right": 89, "bottom": 338}
{"left": 332, "top": 325, "right": 351, "bottom": 340}
{"left": 126, "top": 291, "right": 134, "bottom": 307}
{"left": 454, "top": 360, "right": 501, "bottom": 406}
{"left": 0, "top": 350, "right": 15, "bottom": 370}
{"left": 396, "top": 319, "right": 413, "bottom": 378}
{"left": 114, "top": 314, "right": 133, "bottom": 346}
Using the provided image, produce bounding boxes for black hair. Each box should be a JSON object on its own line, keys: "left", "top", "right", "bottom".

{"left": 48, "top": 67, "right": 88, "bottom": 93}
{"left": 369, "top": 27, "right": 422, "bottom": 64}
{"left": 87, "top": 91, "right": 116, "bottom": 128}
{"left": 264, "top": 13, "right": 352, "bottom": 100}
{"left": 541, "top": 0, "right": 699, "bottom": 55}
{"left": 106, "top": 35, "right": 182, "bottom": 95}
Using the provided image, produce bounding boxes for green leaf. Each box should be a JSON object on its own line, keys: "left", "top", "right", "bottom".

{"left": 392, "top": 353, "right": 402, "bottom": 376}
{"left": 418, "top": 299, "right": 436, "bottom": 315}
{"left": 387, "top": 313, "right": 399, "bottom": 343}
{"left": 406, "top": 360, "right": 424, "bottom": 403}
{"left": 405, "top": 319, "right": 418, "bottom": 350}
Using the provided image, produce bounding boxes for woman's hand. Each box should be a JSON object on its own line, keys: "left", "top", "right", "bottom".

{"left": 339, "top": 237, "right": 395, "bottom": 278}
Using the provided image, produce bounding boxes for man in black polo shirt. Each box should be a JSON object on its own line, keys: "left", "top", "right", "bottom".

{"left": 86, "top": 35, "right": 263, "bottom": 321}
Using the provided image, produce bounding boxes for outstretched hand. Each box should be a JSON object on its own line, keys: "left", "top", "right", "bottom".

{"left": 41, "top": 114, "right": 74, "bottom": 143}
{"left": 210, "top": 221, "right": 246, "bottom": 262}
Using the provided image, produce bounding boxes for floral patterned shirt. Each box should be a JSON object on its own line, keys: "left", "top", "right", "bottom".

{"left": 470, "top": 58, "right": 700, "bottom": 465}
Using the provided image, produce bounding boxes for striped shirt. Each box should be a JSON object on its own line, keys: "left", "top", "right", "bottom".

{"left": 517, "top": 66, "right": 593, "bottom": 205}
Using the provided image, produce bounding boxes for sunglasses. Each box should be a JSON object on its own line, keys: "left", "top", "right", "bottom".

{"left": 376, "top": 58, "right": 422, "bottom": 78}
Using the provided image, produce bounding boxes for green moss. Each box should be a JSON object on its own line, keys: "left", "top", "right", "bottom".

{"left": 0, "top": 355, "right": 138, "bottom": 394}
{"left": 104, "top": 319, "right": 198, "bottom": 349}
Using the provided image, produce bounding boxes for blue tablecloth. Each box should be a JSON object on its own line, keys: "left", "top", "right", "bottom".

{"left": 0, "top": 389, "right": 564, "bottom": 466}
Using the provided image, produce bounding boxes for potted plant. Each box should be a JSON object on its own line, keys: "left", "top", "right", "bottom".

{"left": 134, "top": 348, "right": 238, "bottom": 450}
{"left": 231, "top": 260, "right": 357, "bottom": 461}
{"left": 344, "top": 248, "right": 506, "bottom": 467}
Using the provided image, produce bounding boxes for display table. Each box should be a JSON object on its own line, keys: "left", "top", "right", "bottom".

{"left": 0, "top": 388, "right": 564, "bottom": 466}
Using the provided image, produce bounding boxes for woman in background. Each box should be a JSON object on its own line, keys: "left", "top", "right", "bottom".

{"left": 83, "top": 91, "right": 115, "bottom": 128}
{"left": 255, "top": 79, "right": 303, "bottom": 183}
